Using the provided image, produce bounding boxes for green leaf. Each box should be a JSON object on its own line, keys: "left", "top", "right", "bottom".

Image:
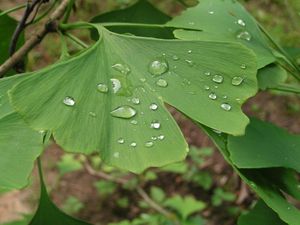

{"left": 0, "top": 75, "right": 43, "bottom": 190}
{"left": 228, "top": 118, "right": 300, "bottom": 172}
{"left": 57, "top": 154, "right": 83, "bottom": 175}
{"left": 257, "top": 64, "right": 287, "bottom": 90}
{"left": 166, "top": 0, "right": 275, "bottom": 68}
{"left": 62, "top": 196, "right": 84, "bottom": 215}
{"left": 150, "top": 186, "right": 166, "bottom": 203}
{"left": 238, "top": 200, "right": 287, "bottom": 225}
{"left": 10, "top": 25, "right": 257, "bottom": 173}
{"left": 201, "top": 125, "right": 300, "bottom": 225}
{"left": 0, "top": 13, "right": 25, "bottom": 76}
{"left": 164, "top": 195, "right": 206, "bottom": 220}
{"left": 91, "top": 0, "right": 173, "bottom": 39}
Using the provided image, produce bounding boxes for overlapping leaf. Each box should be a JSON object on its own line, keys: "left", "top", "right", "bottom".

{"left": 257, "top": 64, "right": 287, "bottom": 90}
{"left": 166, "top": 0, "right": 275, "bottom": 68}
{"left": 0, "top": 75, "right": 43, "bottom": 190}
{"left": 10, "top": 25, "right": 257, "bottom": 173}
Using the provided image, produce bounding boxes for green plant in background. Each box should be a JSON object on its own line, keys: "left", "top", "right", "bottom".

{"left": 0, "top": 0, "right": 300, "bottom": 224}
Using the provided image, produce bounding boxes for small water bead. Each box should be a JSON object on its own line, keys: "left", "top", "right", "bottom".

{"left": 150, "top": 103, "right": 158, "bottom": 111}
{"left": 151, "top": 136, "right": 158, "bottom": 141}
{"left": 130, "top": 142, "right": 137, "bottom": 147}
{"left": 204, "top": 72, "right": 211, "bottom": 76}
{"left": 97, "top": 83, "right": 108, "bottom": 93}
{"left": 112, "top": 63, "right": 131, "bottom": 75}
{"left": 132, "top": 97, "right": 140, "bottom": 105}
{"left": 158, "top": 135, "right": 165, "bottom": 140}
{"left": 118, "top": 138, "right": 125, "bottom": 144}
{"left": 240, "top": 64, "right": 247, "bottom": 69}
{"left": 113, "top": 152, "right": 120, "bottom": 158}
{"left": 212, "top": 75, "right": 224, "bottom": 84}
{"left": 188, "top": 50, "right": 192, "bottom": 54}
{"left": 237, "top": 31, "right": 252, "bottom": 41}
{"left": 185, "top": 59, "right": 194, "bottom": 67}
{"left": 221, "top": 103, "right": 232, "bottom": 111}
{"left": 145, "top": 141, "right": 154, "bottom": 148}
{"left": 151, "top": 121, "right": 161, "bottom": 129}
{"left": 231, "top": 76, "right": 244, "bottom": 86}
{"left": 208, "top": 11, "right": 214, "bottom": 15}
{"left": 237, "top": 19, "right": 246, "bottom": 27}
{"left": 188, "top": 22, "right": 195, "bottom": 26}
{"left": 140, "top": 78, "right": 146, "bottom": 83}
{"left": 204, "top": 85, "right": 210, "bottom": 90}
{"left": 110, "top": 105, "right": 137, "bottom": 119}
{"left": 156, "top": 79, "right": 168, "bottom": 87}
{"left": 89, "top": 112, "right": 96, "bottom": 117}
{"left": 63, "top": 96, "right": 76, "bottom": 106}
{"left": 213, "top": 129, "right": 222, "bottom": 134}
{"left": 172, "top": 55, "right": 180, "bottom": 61}
{"left": 223, "top": 95, "right": 228, "bottom": 99}
{"left": 149, "top": 58, "right": 169, "bottom": 76}
{"left": 131, "top": 120, "right": 138, "bottom": 125}
{"left": 110, "top": 78, "right": 122, "bottom": 93}
{"left": 209, "top": 92, "right": 217, "bottom": 100}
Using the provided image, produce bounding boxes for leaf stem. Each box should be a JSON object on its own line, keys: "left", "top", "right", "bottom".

{"left": 59, "top": 22, "right": 94, "bottom": 31}
{"left": 62, "top": 0, "right": 75, "bottom": 23}
{"left": 0, "top": 3, "right": 27, "bottom": 17}
{"left": 64, "top": 32, "right": 89, "bottom": 49}
{"left": 269, "top": 84, "right": 300, "bottom": 94}
{"left": 100, "top": 22, "right": 166, "bottom": 28}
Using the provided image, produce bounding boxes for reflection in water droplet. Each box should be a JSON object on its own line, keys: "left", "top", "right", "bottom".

{"left": 212, "top": 75, "right": 224, "bottom": 83}
{"left": 151, "top": 121, "right": 161, "bottom": 129}
{"left": 113, "top": 152, "right": 120, "bottom": 158}
{"left": 132, "top": 97, "right": 140, "bottom": 105}
{"left": 150, "top": 103, "right": 158, "bottom": 111}
{"left": 237, "top": 19, "right": 246, "bottom": 27}
{"left": 112, "top": 63, "right": 131, "bottom": 75}
{"left": 131, "top": 120, "right": 138, "bottom": 125}
{"left": 209, "top": 93, "right": 217, "bottom": 100}
{"left": 149, "top": 58, "right": 169, "bottom": 76}
{"left": 231, "top": 76, "right": 244, "bottom": 86}
{"left": 145, "top": 141, "right": 154, "bottom": 148}
{"left": 156, "top": 79, "right": 168, "bottom": 87}
{"left": 97, "top": 83, "right": 108, "bottom": 93}
{"left": 130, "top": 142, "right": 137, "bottom": 147}
{"left": 111, "top": 105, "right": 137, "bottom": 119}
{"left": 89, "top": 112, "right": 96, "bottom": 117}
{"left": 158, "top": 135, "right": 165, "bottom": 140}
{"left": 118, "top": 138, "right": 125, "bottom": 144}
{"left": 63, "top": 97, "right": 75, "bottom": 106}
{"left": 172, "top": 55, "right": 179, "bottom": 61}
{"left": 237, "top": 31, "right": 252, "bottom": 41}
{"left": 240, "top": 64, "right": 247, "bottom": 69}
{"left": 221, "top": 103, "right": 232, "bottom": 111}
{"left": 110, "top": 78, "right": 122, "bottom": 93}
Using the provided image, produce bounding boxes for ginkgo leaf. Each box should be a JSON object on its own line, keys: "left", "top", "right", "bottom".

{"left": 166, "top": 0, "right": 275, "bottom": 68}
{"left": 228, "top": 118, "right": 300, "bottom": 172}
{"left": 0, "top": 75, "right": 43, "bottom": 190}
{"left": 257, "top": 64, "right": 287, "bottom": 90}
{"left": 10, "top": 25, "right": 257, "bottom": 173}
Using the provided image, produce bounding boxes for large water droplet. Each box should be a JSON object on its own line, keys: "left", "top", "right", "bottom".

{"left": 145, "top": 141, "right": 154, "bottom": 148}
{"left": 112, "top": 63, "right": 131, "bottom": 75}
{"left": 148, "top": 58, "right": 169, "bottom": 76}
{"left": 231, "top": 76, "right": 244, "bottom": 86}
{"left": 63, "top": 96, "right": 75, "bottom": 106}
{"left": 156, "top": 79, "right": 168, "bottom": 87}
{"left": 237, "top": 19, "right": 246, "bottom": 27}
{"left": 221, "top": 103, "right": 232, "bottom": 111}
{"left": 118, "top": 138, "right": 125, "bottom": 144}
{"left": 97, "top": 83, "right": 108, "bottom": 93}
{"left": 131, "top": 97, "right": 140, "bottom": 105}
{"left": 149, "top": 103, "right": 158, "bottom": 111}
{"left": 209, "top": 92, "right": 217, "bottom": 100}
{"left": 212, "top": 75, "right": 224, "bottom": 84}
{"left": 111, "top": 105, "right": 137, "bottom": 119}
{"left": 237, "top": 31, "right": 252, "bottom": 41}
{"left": 151, "top": 121, "right": 161, "bottom": 129}
{"left": 110, "top": 78, "right": 122, "bottom": 93}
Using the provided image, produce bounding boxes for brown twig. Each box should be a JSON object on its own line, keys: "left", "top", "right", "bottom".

{"left": 0, "top": 0, "right": 70, "bottom": 77}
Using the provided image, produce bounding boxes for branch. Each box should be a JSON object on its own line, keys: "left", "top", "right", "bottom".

{"left": 0, "top": 0, "right": 71, "bottom": 77}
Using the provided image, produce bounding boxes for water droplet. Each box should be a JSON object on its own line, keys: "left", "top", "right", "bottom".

{"left": 212, "top": 75, "right": 224, "bottom": 83}
{"left": 237, "top": 19, "right": 246, "bottom": 27}
{"left": 131, "top": 97, "right": 140, "bottom": 105}
{"left": 221, "top": 103, "right": 232, "bottom": 111}
{"left": 145, "top": 141, "right": 154, "bottom": 148}
{"left": 63, "top": 96, "right": 75, "bottom": 106}
{"left": 204, "top": 85, "right": 210, "bottom": 90}
{"left": 158, "top": 135, "right": 165, "bottom": 140}
{"left": 204, "top": 72, "right": 211, "bottom": 76}
{"left": 151, "top": 136, "right": 158, "bottom": 141}
{"left": 151, "top": 121, "right": 161, "bottom": 129}
{"left": 110, "top": 78, "right": 122, "bottom": 93}
{"left": 240, "top": 64, "right": 247, "bottom": 69}
{"left": 223, "top": 95, "right": 228, "bottom": 99}
{"left": 156, "top": 79, "right": 168, "bottom": 87}
{"left": 188, "top": 50, "right": 192, "bottom": 54}
{"left": 130, "top": 120, "right": 138, "bottom": 125}
{"left": 89, "top": 112, "right": 96, "bottom": 117}
{"left": 213, "top": 129, "right": 222, "bottom": 134}
{"left": 112, "top": 63, "right": 131, "bottom": 75}
{"left": 231, "top": 76, "right": 244, "bottom": 86}
{"left": 118, "top": 138, "right": 125, "bottom": 144}
{"left": 113, "top": 152, "right": 120, "bottom": 158}
{"left": 130, "top": 142, "right": 137, "bottom": 147}
{"left": 140, "top": 78, "right": 146, "bottom": 83}
{"left": 214, "top": 85, "right": 218, "bottom": 89}
{"left": 97, "top": 83, "right": 108, "bottom": 93}
{"left": 150, "top": 103, "right": 158, "bottom": 111}
{"left": 148, "top": 58, "right": 169, "bottom": 76}
{"left": 237, "top": 31, "right": 252, "bottom": 41}
{"left": 111, "top": 105, "right": 137, "bottom": 119}
{"left": 209, "top": 92, "right": 217, "bottom": 100}
{"left": 208, "top": 11, "right": 214, "bottom": 15}
{"left": 188, "top": 22, "right": 195, "bottom": 26}
{"left": 172, "top": 55, "right": 179, "bottom": 61}
{"left": 185, "top": 59, "right": 194, "bottom": 67}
